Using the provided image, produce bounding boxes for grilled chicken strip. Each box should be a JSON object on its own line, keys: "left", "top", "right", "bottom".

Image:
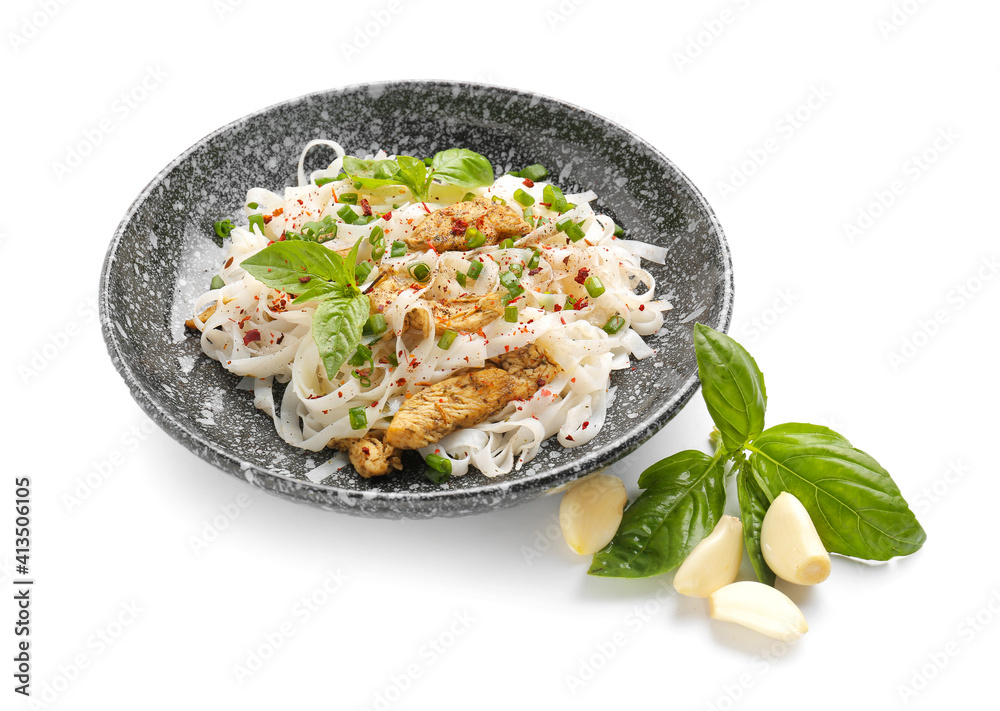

{"left": 384, "top": 345, "right": 559, "bottom": 450}
{"left": 405, "top": 197, "right": 530, "bottom": 252}
{"left": 367, "top": 272, "right": 504, "bottom": 335}
{"left": 328, "top": 431, "right": 403, "bottom": 478}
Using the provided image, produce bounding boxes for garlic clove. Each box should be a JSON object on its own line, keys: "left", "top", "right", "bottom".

{"left": 709, "top": 581, "right": 809, "bottom": 642}
{"left": 673, "top": 515, "right": 744, "bottom": 597}
{"left": 559, "top": 474, "right": 628, "bottom": 555}
{"left": 760, "top": 491, "right": 831, "bottom": 586}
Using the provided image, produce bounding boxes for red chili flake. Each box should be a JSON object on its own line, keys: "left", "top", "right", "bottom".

{"left": 528, "top": 268, "right": 542, "bottom": 276}
{"left": 582, "top": 421, "right": 590, "bottom": 430}
{"left": 273, "top": 207, "right": 283, "bottom": 216}
{"left": 370, "top": 401, "right": 379, "bottom": 408}
{"left": 541, "top": 389, "right": 552, "bottom": 397}
{"left": 360, "top": 198, "right": 372, "bottom": 216}
{"left": 539, "top": 202, "right": 552, "bottom": 207}
{"left": 553, "top": 304, "right": 562, "bottom": 312}
{"left": 278, "top": 234, "right": 286, "bottom": 241}
{"left": 243, "top": 329, "right": 261, "bottom": 345}
{"left": 263, "top": 214, "right": 272, "bottom": 224}
{"left": 574, "top": 299, "right": 588, "bottom": 311}
{"left": 382, "top": 211, "right": 392, "bottom": 221}
{"left": 224, "top": 257, "right": 234, "bottom": 268}
{"left": 639, "top": 304, "right": 645, "bottom": 311}
{"left": 396, "top": 378, "right": 407, "bottom": 386}
{"left": 322, "top": 409, "right": 329, "bottom": 415}
{"left": 574, "top": 268, "right": 590, "bottom": 285}
{"left": 566, "top": 434, "right": 575, "bottom": 441}
{"left": 560, "top": 317, "right": 566, "bottom": 325}
{"left": 522, "top": 178, "right": 535, "bottom": 188}
{"left": 421, "top": 202, "right": 431, "bottom": 213}
{"left": 562, "top": 255, "right": 571, "bottom": 265}
{"left": 505, "top": 345, "right": 510, "bottom": 352}
{"left": 276, "top": 333, "right": 285, "bottom": 345}
{"left": 297, "top": 199, "right": 304, "bottom": 205}
{"left": 536, "top": 378, "right": 546, "bottom": 387}
{"left": 299, "top": 276, "right": 311, "bottom": 283}
{"left": 451, "top": 219, "right": 468, "bottom": 235}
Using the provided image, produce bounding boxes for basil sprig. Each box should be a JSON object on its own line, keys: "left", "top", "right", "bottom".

{"left": 589, "top": 323, "right": 926, "bottom": 580}
{"left": 342, "top": 148, "right": 494, "bottom": 201}
{"left": 240, "top": 238, "right": 370, "bottom": 379}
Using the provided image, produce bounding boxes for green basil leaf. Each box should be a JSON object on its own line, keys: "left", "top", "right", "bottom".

{"left": 312, "top": 295, "right": 370, "bottom": 379}
{"left": 429, "top": 148, "right": 494, "bottom": 189}
{"left": 748, "top": 423, "right": 926, "bottom": 561}
{"left": 693, "top": 323, "right": 767, "bottom": 452}
{"left": 291, "top": 282, "right": 349, "bottom": 305}
{"left": 394, "top": 155, "right": 430, "bottom": 199}
{"left": 588, "top": 450, "right": 726, "bottom": 578}
{"left": 344, "top": 236, "right": 364, "bottom": 287}
{"left": 240, "top": 241, "right": 351, "bottom": 293}
{"left": 736, "top": 462, "right": 776, "bottom": 586}
{"left": 342, "top": 156, "right": 403, "bottom": 190}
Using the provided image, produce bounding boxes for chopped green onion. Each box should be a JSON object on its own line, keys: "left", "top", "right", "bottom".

{"left": 542, "top": 184, "right": 569, "bottom": 212}
{"left": 369, "top": 225, "right": 384, "bottom": 245}
{"left": 504, "top": 305, "right": 518, "bottom": 323}
{"left": 337, "top": 205, "right": 358, "bottom": 224}
{"left": 213, "top": 219, "right": 234, "bottom": 240}
{"left": 513, "top": 189, "right": 535, "bottom": 207}
{"left": 348, "top": 343, "right": 373, "bottom": 368}
{"left": 353, "top": 181, "right": 363, "bottom": 189}
{"left": 338, "top": 193, "right": 358, "bottom": 204}
{"left": 499, "top": 238, "right": 515, "bottom": 250}
{"left": 246, "top": 202, "right": 259, "bottom": 210}
{"left": 455, "top": 272, "right": 468, "bottom": 288}
{"left": 387, "top": 352, "right": 399, "bottom": 368}
{"left": 584, "top": 275, "right": 606, "bottom": 298}
{"left": 247, "top": 214, "right": 265, "bottom": 233}
{"left": 461, "top": 192, "right": 477, "bottom": 202}
{"left": 465, "top": 227, "right": 486, "bottom": 249}
{"left": 603, "top": 315, "right": 626, "bottom": 334}
{"left": 354, "top": 215, "right": 376, "bottom": 226}
{"left": 467, "top": 260, "right": 484, "bottom": 278}
{"left": 349, "top": 406, "right": 367, "bottom": 430}
{"left": 390, "top": 241, "right": 407, "bottom": 258}
{"left": 424, "top": 454, "right": 452, "bottom": 483}
{"left": 437, "top": 329, "right": 457, "bottom": 350}
{"left": 499, "top": 270, "right": 520, "bottom": 291}
{"left": 527, "top": 250, "right": 541, "bottom": 269}
{"left": 315, "top": 177, "right": 335, "bottom": 187}
{"left": 355, "top": 261, "right": 373, "bottom": 283}
{"left": 408, "top": 262, "right": 431, "bottom": 282}
{"left": 365, "top": 314, "right": 387, "bottom": 336}
{"left": 491, "top": 195, "right": 506, "bottom": 205}
{"left": 210, "top": 275, "right": 225, "bottom": 290}
{"left": 372, "top": 243, "right": 386, "bottom": 261}
{"left": 509, "top": 263, "right": 523, "bottom": 278}
{"left": 291, "top": 215, "right": 338, "bottom": 242}
{"left": 506, "top": 284, "right": 525, "bottom": 299}
{"left": 613, "top": 222, "right": 624, "bottom": 238}
{"left": 565, "top": 222, "right": 586, "bottom": 242}
{"left": 517, "top": 164, "right": 549, "bottom": 182}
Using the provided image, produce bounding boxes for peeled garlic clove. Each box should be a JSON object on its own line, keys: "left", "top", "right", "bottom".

{"left": 761, "top": 491, "right": 831, "bottom": 586}
{"left": 559, "top": 474, "right": 627, "bottom": 555}
{"left": 673, "top": 516, "right": 744, "bottom": 597}
{"left": 709, "top": 581, "right": 809, "bottom": 642}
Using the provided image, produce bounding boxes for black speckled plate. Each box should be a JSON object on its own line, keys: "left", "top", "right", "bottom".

{"left": 100, "top": 81, "right": 733, "bottom": 518}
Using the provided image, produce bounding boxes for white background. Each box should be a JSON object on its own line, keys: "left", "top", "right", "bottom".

{"left": 5, "top": 0, "right": 999, "bottom": 709}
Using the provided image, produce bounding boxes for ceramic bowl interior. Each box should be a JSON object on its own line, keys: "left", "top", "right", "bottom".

{"left": 100, "top": 81, "right": 733, "bottom": 518}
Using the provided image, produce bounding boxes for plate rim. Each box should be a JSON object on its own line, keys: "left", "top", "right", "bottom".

{"left": 99, "top": 79, "right": 734, "bottom": 512}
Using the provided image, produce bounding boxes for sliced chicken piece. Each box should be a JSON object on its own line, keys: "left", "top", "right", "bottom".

{"left": 405, "top": 197, "right": 529, "bottom": 252}
{"left": 328, "top": 431, "right": 403, "bottom": 478}
{"left": 384, "top": 345, "right": 561, "bottom": 450}
{"left": 185, "top": 303, "right": 218, "bottom": 330}
{"left": 408, "top": 292, "right": 504, "bottom": 335}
